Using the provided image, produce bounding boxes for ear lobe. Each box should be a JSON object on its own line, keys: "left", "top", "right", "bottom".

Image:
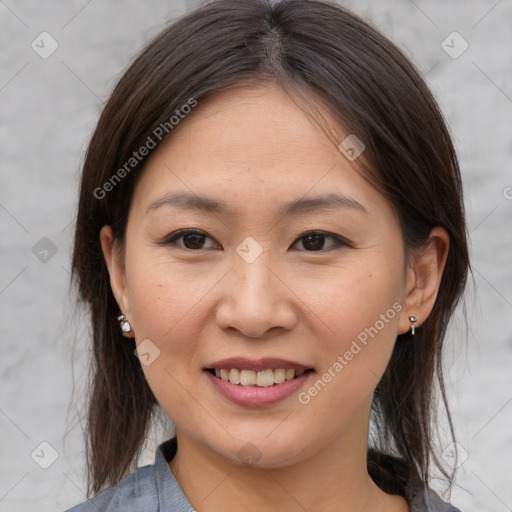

{"left": 100, "top": 225, "right": 131, "bottom": 317}
{"left": 398, "top": 227, "right": 450, "bottom": 334}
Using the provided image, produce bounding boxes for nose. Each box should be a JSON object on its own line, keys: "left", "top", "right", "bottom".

{"left": 215, "top": 250, "right": 297, "bottom": 339}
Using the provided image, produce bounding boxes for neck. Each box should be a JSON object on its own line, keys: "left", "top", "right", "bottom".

{"left": 168, "top": 417, "right": 409, "bottom": 512}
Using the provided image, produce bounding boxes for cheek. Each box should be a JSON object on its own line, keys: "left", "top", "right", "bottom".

{"left": 296, "top": 254, "right": 404, "bottom": 404}
{"left": 128, "top": 268, "right": 205, "bottom": 356}
{"left": 124, "top": 246, "right": 225, "bottom": 396}
{"left": 124, "top": 233, "right": 208, "bottom": 331}
{"left": 126, "top": 265, "right": 207, "bottom": 417}
{"left": 300, "top": 256, "right": 403, "bottom": 348}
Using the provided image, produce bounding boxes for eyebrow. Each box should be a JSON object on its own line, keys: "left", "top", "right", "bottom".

{"left": 146, "top": 191, "right": 368, "bottom": 217}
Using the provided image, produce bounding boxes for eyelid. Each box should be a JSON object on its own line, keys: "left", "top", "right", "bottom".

{"left": 158, "top": 229, "right": 221, "bottom": 249}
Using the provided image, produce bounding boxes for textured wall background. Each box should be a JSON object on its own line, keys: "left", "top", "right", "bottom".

{"left": 1, "top": 1, "right": 511, "bottom": 511}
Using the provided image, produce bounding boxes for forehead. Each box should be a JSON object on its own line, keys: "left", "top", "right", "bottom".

{"left": 131, "top": 83, "right": 389, "bottom": 219}
{"left": 162, "top": 83, "right": 342, "bottom": 165}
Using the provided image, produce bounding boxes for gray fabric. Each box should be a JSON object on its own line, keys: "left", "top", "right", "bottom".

{"left": 64, "top": 439, "right": 461, "bottom": 512}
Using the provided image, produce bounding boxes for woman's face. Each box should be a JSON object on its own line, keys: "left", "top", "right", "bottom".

{"left": 104, "top": 83, "right": 417, "bottom": 467}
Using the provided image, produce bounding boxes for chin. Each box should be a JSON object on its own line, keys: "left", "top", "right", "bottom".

{"left": 208, "top": 430, "right": 314, "bottom": 469}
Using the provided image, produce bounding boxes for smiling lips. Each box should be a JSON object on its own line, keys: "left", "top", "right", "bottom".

{"left": 204, "top": 357, "right": 314, "bottom": 407}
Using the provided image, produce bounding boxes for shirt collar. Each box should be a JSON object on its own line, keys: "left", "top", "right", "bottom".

{"left": 154, "top": 437, "right": 196, "bottom": 511}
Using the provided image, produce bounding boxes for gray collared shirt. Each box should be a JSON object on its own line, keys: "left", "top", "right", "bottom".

{"left": 64, "top": 438, "right": 461, "bottom": 512}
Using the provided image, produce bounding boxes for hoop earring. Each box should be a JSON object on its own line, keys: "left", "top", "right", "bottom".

{"left": 408, "top": 316, "right": 418, "bottom": 336}
{"left": 117, "top": 314, "right": 135, "bottom": 338}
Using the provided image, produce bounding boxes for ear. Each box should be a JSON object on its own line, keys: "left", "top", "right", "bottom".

{"left": 100, "top": 225, "right": 132, "bottom": 319}
{"left": 398, "top": 227, "right": 450, "bottom": 335}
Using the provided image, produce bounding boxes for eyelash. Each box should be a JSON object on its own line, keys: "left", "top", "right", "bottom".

{"left": 159, "top": 229, "right": 351, "bottom": 252}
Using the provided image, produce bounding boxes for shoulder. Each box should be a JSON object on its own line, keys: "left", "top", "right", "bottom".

{"left": 367, "top": 451, "right": 461, "bottom": 512}
{"left": 63, "top": 438, "right": 184, "bottom": 512}
{"left": 63, "top": 463, "right": 158, "bottom": 512}
{"left": 425, "top": 488, "right": 462, "bottom": 512}
{"left": 409, "top": 487, "right": 462, "bottom": 512}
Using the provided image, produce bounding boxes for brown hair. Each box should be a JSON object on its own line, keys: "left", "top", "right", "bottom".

{"left": 71, "top": 0, "right": 470, "bottom": 498}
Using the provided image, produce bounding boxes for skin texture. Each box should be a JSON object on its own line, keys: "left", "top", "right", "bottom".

{"left": 100, "top": 83, "right": 449, "bottom": 512}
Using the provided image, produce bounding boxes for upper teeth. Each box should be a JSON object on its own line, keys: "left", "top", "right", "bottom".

{"left": 214, "top": 368, "right": 305, "bottom": 387}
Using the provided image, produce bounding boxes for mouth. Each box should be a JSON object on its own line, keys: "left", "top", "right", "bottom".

{"left": 205, "top": 367, "right": 315, "bottom": 387}
{"left": 203, "top": 357, "right": 316, "bottom": 407}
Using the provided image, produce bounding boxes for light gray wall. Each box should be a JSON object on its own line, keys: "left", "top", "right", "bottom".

{"left": 1, "top": 1, "right": 510, "bottom": 511}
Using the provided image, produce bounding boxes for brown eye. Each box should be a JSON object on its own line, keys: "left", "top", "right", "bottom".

{"left": 181, "top": 232, "right": 207, "bottom": 249}
{"left": 161, "top": 229, "right": 219, "bottom": 250}
{"left": 292, "top": 231, "right": 348, "bottom": 252}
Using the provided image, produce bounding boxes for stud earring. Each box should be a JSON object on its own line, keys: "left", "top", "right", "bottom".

{"left": 117, "top": 314, "right": 134, "bottom": 338}
{"left": 408, "top": 316, "right": 418, "bottom": 336}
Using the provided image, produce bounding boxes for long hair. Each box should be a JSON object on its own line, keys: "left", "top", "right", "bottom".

{"left": 71, "top": 0, "right": 470, "bottom": 496}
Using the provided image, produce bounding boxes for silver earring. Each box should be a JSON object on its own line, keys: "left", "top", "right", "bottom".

{"left": 117, "top": 314, "right": 134, "bottom": 338}
{"left": 408, "top": 316, "right": 418, "bottom": 335}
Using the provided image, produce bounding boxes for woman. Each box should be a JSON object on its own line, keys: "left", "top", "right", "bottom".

{"left": 66, "top": 0, "right": 469, "bottom": 510}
